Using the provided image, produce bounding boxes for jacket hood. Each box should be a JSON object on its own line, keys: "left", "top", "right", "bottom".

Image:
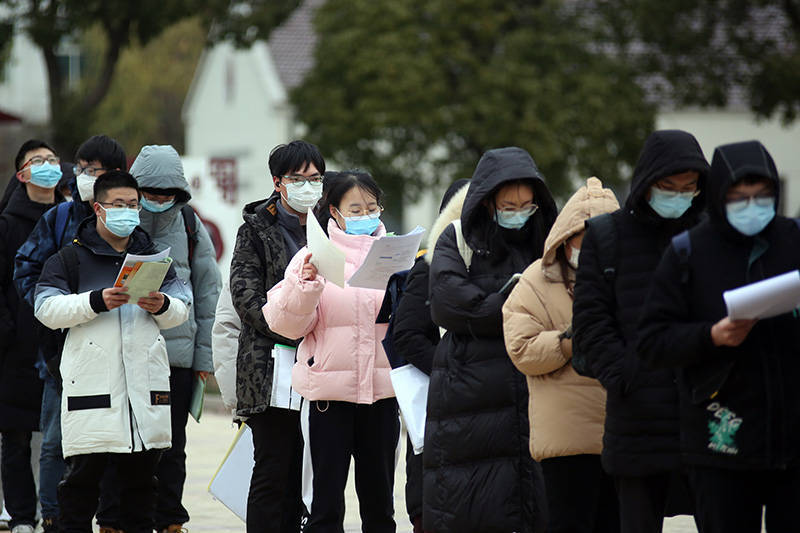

{"left": 241, "top": 192, "right": 281, "bottom": 230}
{"left": 75, "top": 215, "right": 155, "bottom": 256}
{"left": 708, "top": 140, "right": 780, "bottom": 235}
{"left": 626, "top": 130, "right": 710, "bottom": 223}
{"left": 541, "top": 177, "right": 619, "bottom": 282}
{"left": 130, "top": 145, "right": 191, "bottom": 204}
{"left": 425, "top": 183, "right": 469, "bottom": 264}
{"left": 3, "top": 184, "right": 58, "bottom": 222}
{"left": 461, "top": 146, "right": 557, "bottom": 252}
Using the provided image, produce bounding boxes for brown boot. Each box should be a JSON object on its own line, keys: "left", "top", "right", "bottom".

{"left": 98, "top": 528, "right": 124, "bottom": 533}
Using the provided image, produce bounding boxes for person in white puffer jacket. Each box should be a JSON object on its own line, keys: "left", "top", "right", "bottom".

{"left": 212, "top": 281, "right": 240, "bottom": 417}
{"left": 33, "top": 171, "right": 191, "bottom": 533}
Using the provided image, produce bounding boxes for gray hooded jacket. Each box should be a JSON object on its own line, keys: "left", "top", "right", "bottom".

{"left": 130, "top": 145, "right": 221, "bottom": 371}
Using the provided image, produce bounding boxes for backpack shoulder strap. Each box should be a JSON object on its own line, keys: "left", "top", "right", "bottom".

{"left": 588, "top": 213, "right": 618, "bottom": 282}
{"left": 794, "top": 218, "right": 800, "bottom": 231}
{"left": 58, "top": 245, "right": 81, "bottom": 293}
{"left": 451, "top": 219, "right": 473, "bottom": 271}
{"left": 671, "top": 230, "right": 692, "bottom": 283}
{"left": 181, "top": 205, "right": 199, "bottom": 263}
{"left": 55, "top": 202, "right": 72, "bottom": 246}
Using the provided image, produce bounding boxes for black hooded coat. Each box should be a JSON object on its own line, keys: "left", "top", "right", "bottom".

{"left": 572, "top": 130, "right": 710, "bottom": 476}
{"left": 423, "top": 147, "right": 556, "bottom": 533}
{"left": 638, "top": 141, "right": 800, "bottom": 469}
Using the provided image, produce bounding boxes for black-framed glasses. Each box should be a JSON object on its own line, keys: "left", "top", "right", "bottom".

{"left": 281, "top": 173, "right": 323, "bottom": 185}
{"left": 24, "top": 155, "right": 60, "bottom": 167}
{"left": 98, "top": 201, "right": 142, "bottom": 211}
{"left": 74, "top": 165, "right": 110, "bottom": 177}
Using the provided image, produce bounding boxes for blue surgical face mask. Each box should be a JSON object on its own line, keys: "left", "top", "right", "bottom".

{"left": 342, "top": 212, "right": 381, "bottom": 235}
{"left": 726, "top": 201, "right": 775, "bottom": 236}
{"left": 28, "top": 162, "right": 62, "bottom": 189}
{"left": 648, "top": 187, "right": 696, "bottom": 219}
{"left": 141, "top": 196, "right": 176, "bottom": 213}
{"left": 495, "top": 209, "right": 534, "bottom": 230}
{"left": 99, "top": 205, "right": 140, "bottom": 237}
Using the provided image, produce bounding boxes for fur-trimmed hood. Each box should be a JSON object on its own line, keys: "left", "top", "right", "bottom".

{"left": 425, "top": 184, "right": 469, "bottom": 264}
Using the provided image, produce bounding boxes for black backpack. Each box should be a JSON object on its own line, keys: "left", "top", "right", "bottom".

{"left": 377, "top": 268, "right": 414, "bottom": 369}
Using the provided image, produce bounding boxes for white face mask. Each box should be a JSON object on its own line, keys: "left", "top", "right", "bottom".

{"left": 567, "top": 245, "right": 580, "bottom": 269}
{"left": 76, "top": 173, "right": 96, "bottom": 202}
{"left": 282, "top": 180, "right": 323, "bottom": 212}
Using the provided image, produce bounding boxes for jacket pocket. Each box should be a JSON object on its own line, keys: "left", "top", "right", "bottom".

{"left": 147, "top": 335, "right": 171, "bottom": 396}
{"left": 62, "top": 340, "right": 110, "bottom": 396}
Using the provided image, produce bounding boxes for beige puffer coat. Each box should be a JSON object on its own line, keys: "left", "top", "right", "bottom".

{"left": 503, "top": 177, "right": 619, "bottom": 460}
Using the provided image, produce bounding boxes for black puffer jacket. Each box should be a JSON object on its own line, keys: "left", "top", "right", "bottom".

{"left": 0, "top": 185, "right": 59, "bottom": 430}
{"left": 639, "top": 141, "right": 800, "bottom": 469}
{"left": 572, "top": 130, "right": 710, "bottom": 476}
{"left": 423, "top": 147, "right": 556, "bottom": 533}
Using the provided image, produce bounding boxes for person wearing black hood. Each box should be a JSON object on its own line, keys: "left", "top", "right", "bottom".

{"left": 638, "top": 140, "right": 800, "bottom": 533}
{"left": 423, "top": 147, "right": 556, "bottom": 533}
{"left": 572, "top": 129, "right": 710, "bottom": 533}
{"left": 0, "top": 139, "right": 64, "bottom": 533}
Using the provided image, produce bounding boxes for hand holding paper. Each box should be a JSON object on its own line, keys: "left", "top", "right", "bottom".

{"left": 348, "top": 226, "right": 426, "bottom": 290}
{"left": 305, "top": 208, "right": 345, "bottom": 287}
{"left": 723, "top": 270, "right": 800, "bottom": 320}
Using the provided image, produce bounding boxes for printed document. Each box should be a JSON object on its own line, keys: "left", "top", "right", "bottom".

{"left": 724, "top": 270, "right": 800, "bottom": 320}
{"left": 113, "top": 247, "right": 172, "bottom": 302}
{"left": 348, "top": 226, "right": 426, "bottom": 290}
{"left": 306, "top": 208, "right": 346, "bottom": 287}
{"left": 270, "top": 344, "right": 302, "bottom": 411}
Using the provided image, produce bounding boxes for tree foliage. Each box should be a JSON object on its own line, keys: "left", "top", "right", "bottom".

{"left": 592, "top": 0, "right": 800, "bottom": 123}
{"left": 291, "top": 0, "right": 655, "bottom": 210}
{"left": 0, "top": 0, "right": 299, "bottom": 157}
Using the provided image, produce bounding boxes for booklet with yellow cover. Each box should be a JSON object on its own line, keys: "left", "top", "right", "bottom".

{"left": 113, "top": 247, "right": 172, "bottom": 302}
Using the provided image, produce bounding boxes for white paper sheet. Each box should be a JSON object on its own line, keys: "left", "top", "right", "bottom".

{"left": 347, "top": 226, "right": 426, "bottom": 290}
{"left": 390, "top": 364, "right": 430, "bottom": 454}
{"left": 724, "top": 270, "right": 800, "bottom": 320}
{"left": 270, "top": 344, "right": 302, "bottom": 411}
{"left": 305, "top": 208, "right": 345, "bottom": 288}
{"left": 208, "top": 424, "right": 254, "bottom": 522}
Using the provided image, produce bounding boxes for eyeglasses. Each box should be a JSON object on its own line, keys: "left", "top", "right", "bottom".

{"left": 24, "top": 156, "right": 60, "bottom": 167}
{"left": 496, "top": 205, "right": 538, "bottom": 216}
{"left": 74, "top": 165, "right": 110, "bottom": 177}
{"left": 653, "top": 187, "right": 700, "bottom": 198}
{"left": 726, "top": 194, "right": 775, "bottom": 213}
{"left": 282, "top": 173, "right": 323, "bottom": 185}
{"left": 337, "top": 206, "right": 383, "bottom": 218}
{"left": 98, "top": 201, "right": 142, "bottom": 211}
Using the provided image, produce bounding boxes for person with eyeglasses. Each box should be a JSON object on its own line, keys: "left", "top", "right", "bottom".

{"left": 263, "top": 171, "right": 400, "bottom": 533}
{"left": 572, "top": 130, "right": 710, "bottom": 533}
{"left": 13, "top": 135, "right": 126, "bottom": 533}
{"left": 229, "top": 140, "right": 326, "bottom": 533}
{"left": 0, "top": 140, "right": 66, "bottom": 533}
{"left": 32, "top": 170, "right": 191, "bottom": 533}
{"left": 638, "top": 140, "right": 800, "bottom": 533}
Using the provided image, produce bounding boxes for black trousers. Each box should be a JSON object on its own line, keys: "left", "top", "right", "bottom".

{"left": 614, "top": 470, "right": 693, "bottom": 533}
{"left": 540, "top": 454, "right": 620, "bottom": 533}
{"left": 301, "top": 398, "right": 400, "bottom": 533}
{"left": 97, "top": 367, "right": 194, "bottom": 530}
{"left": 404, "top": 435, "right": 423, "bottom": 525}
{"left": 245, "top": 406, "right": 304, "bottom": 533}
{"left": 688, "top": 465, "right": 800, "bottom": 533}
{"left": 59, "top": 450, "right": 162, "bottom": 533}
{"left": 0, "top": 430, "right": 37, "bottom": 529}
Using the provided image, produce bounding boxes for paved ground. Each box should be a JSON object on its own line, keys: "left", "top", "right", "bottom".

{"left": 180, "top": 397, "right": 704, "bottom": 533}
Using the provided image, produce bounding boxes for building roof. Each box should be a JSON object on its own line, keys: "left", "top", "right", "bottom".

{"left": 267, "top": 0, "right": 323, "bottom": 90}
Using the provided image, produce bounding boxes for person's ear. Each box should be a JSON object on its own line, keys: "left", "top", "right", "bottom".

{"left": 273, "top": 176, "right": 282, "bottom": 192}
{"left": 93, "top": 202, "right": 104, "bottom": 218}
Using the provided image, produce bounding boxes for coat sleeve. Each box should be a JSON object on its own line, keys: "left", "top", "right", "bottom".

{"left": 14, "top": 209, "right": 58, "bottom": 308}
{"left": 393, "top": 258, "right": 437, "bottom": 375}
{"left": 262, "top": 249, "right": 324, "bottom": 340}
{"left": 189, "top": 219, "right": 222, "bottom": 372}
{"left": 637, "top": 243, "right": 718, "bottom": 368}
{"left": 212, "top": 281, "right": 240, "bottom": 412}
{"left": 503, "top": 266, "right": 568, "bottom": 376}
{"left": 152, "top": 262, "right": 192, "bottom": 330}
{"left": 0, "top": 219, "right": 16, "bottom": 347}
{"left": 572, "top": 223, "right": 629, "bottom": 394}
{"left": 34, "top": 253, "right": 99, "bottom": 330}
{"left": 230, "top": 224, "right": 273, "bottom": 337}
{"left": 428, "top": 224, "right": 506, "bottom": 337}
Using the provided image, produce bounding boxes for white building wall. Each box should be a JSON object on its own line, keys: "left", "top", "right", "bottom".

{"left": 0, "top": 32, "right": 51, "bottom": 124}
{"left": 657, "top": 110, "right": 800, "bottom": 216}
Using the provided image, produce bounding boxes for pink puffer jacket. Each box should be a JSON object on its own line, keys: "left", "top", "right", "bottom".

{"left": 263, "top": 219, "right": 394, "bottom": 404}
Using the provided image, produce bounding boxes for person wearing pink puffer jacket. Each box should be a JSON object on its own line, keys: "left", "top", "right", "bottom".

{"left": 263, "top": 171, "right": 398, "bottom": 533}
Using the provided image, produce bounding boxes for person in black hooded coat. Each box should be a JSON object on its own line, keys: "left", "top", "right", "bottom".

{"left": 572, "top": 130, "right": 710, "bottom": 533}
{"left": 423, "top": 147, "right": 556, "bottom": 533}
{"left": 638, "top": 140, "right": 800, "bottom": 533}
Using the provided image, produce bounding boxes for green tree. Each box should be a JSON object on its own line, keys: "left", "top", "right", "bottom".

{"left": 592, "top": 0, "right": 800, "bottom": 123}
{"left": 291, "top": 0, "right": 655, "bottom": 211}
{"left": 0, "top": 0, "right": 299, "bottom": 157}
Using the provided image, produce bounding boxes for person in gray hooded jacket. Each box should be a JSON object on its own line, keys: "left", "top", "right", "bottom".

{"left": 98, "top": 145, "right": 221, "bottom": 533}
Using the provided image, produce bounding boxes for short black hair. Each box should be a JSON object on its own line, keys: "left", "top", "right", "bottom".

{"left": 75, "top": 135, "right": 127, "bottom": 171}
{"left": 93, "top": 170, "right": 140, "bottom": 202}
{"left": 269, "top": 140, "right": 325, "bottom": 178}
{"left": 315, "top": 170, "right": 383, "bottom": 235}
{"left": 15, "top": 139, "right": 55, "bottom": 171}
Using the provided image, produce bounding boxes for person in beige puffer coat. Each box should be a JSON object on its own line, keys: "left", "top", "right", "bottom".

{"left": 503, "top": 176, "right": 620, "bottom": 533}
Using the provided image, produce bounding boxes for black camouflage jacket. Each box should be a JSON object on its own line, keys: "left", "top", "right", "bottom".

{"left": 230, "top": 193, "right": 300, "bottom": 417}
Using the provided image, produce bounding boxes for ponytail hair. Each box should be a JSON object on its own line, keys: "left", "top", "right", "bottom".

{"left": 314, "top": 170, "right": 384, "bottom": 235}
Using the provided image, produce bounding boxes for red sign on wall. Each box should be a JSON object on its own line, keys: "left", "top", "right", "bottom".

{"left": 210, "top": 158, "right": 237, "bottom": 204}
